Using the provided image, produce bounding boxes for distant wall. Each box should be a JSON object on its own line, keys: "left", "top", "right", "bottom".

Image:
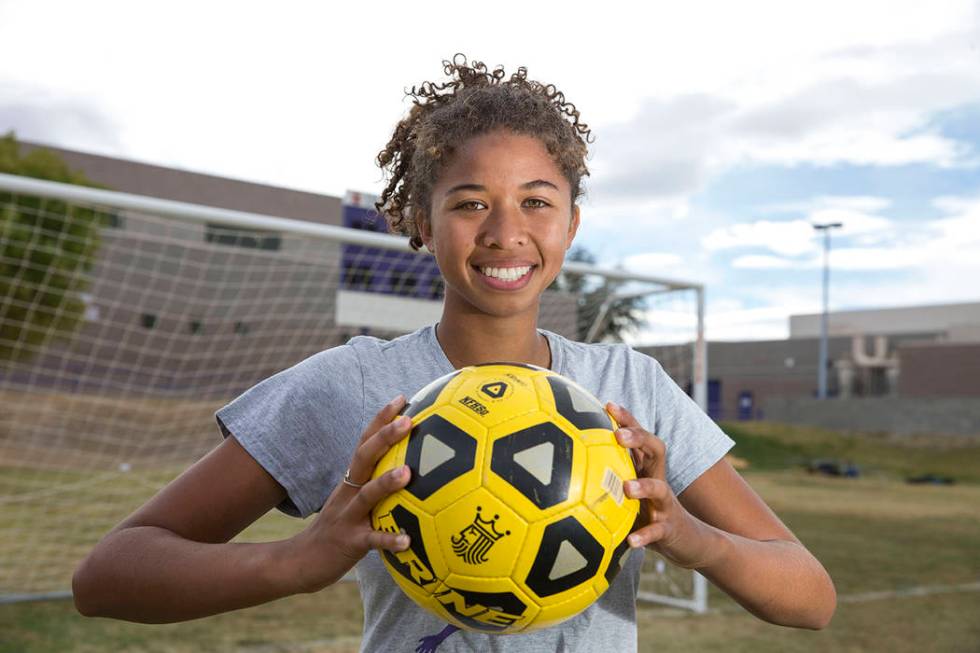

{"left": 760, "top": 397, "right": 980, "bottom": 437}
{"left": 898, "top": 342, "right": 980, "bottom": 398}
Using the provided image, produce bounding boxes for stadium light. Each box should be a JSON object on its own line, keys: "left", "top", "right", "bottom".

{"left": 813, "top": 222, "right": 842, "bottom": 399}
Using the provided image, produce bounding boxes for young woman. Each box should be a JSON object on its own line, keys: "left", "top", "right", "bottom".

{"left": 73, "top": 55, "right": 836, "bottom": 651}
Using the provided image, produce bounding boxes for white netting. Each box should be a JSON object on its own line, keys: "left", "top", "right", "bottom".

{"left": 0, "top": 176, "right": 705, "bottom": 610}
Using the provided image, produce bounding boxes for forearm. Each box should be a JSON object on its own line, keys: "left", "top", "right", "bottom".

{"left": 691, "top": 522, "right": 836, "bottom": 629}
{"left": 72, "top": 526, "right": 310, "bottom": 623}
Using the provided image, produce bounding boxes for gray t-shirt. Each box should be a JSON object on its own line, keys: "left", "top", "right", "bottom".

{"left": 216, "top": 325, "right": 733, "bottom": 652}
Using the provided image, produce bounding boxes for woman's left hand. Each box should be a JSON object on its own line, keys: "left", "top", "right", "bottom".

{"left": 606, "top": 402, "right": 717, "bottom": 570}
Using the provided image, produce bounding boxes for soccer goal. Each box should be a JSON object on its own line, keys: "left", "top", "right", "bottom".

{"left": 0, "top": 172, "right": 707, "bottom": 612}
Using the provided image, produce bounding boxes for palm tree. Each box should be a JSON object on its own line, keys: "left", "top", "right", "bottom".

{"left": 551, "top": 246, "right": 646, "bottom": 343}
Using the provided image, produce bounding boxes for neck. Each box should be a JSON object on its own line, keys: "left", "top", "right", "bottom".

{"left": 436, "top": 303, "right": 550, "bottom": 370}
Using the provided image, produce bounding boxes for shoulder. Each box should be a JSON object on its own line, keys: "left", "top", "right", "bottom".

{"left": 544, "top": 330, "right": 663, "bottom": 378}
{"left": 341, "top": 326, "right": 449, "bottom": 405}
{"left": 346, "top": 325, "right": 432, "bottom": 358}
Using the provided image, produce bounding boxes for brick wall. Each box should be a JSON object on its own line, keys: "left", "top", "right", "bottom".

{"left": 761, "top": 396, "right": 980, "bottom": 437}
{"left": 898, "top": 342, "right": 980, "bottom": 398}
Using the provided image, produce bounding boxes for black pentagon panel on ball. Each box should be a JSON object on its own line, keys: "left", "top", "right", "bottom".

{"left": 404, "top": 414, "right": 477, "bottom": 501}
{"left": 403, "top": 371, "right": 460, "bottom": 418}
{"left": 490, "top": 422, "right": 573, "bottom": 510}
{"left": 434, "top": 585, "right": 529, "bottom": 633}
{"left": 603, "top": 534, "right": 632, "bottom": 586}
{"left": 378, "top": 504, "right": 438, "bottom": 592}
{"left": 526, "top": 516, "right": 604, "bottom": 597}
{"left": 546, "top": 376, "right": 612, "bottom": 431}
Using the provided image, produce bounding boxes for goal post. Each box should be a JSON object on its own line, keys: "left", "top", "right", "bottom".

{"left": 0, "top": 172, "right": 707, "bottom": 613}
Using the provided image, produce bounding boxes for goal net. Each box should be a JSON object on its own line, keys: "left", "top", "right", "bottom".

{"left": 0, "top": 173, "right": 706, "bottom": 612}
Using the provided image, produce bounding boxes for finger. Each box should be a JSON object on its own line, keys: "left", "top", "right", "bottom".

{"left": 346, "top": 464, "right": 412, "bottom": 519}
{"left": 607, "top": 404, "right": 666, "bottom": 479}
{"left": 345, "top": 415, "right": 413, "bottom": 487}
{"left": 624, "top": 477, "right": 670, "bottom": 504}
{"left": 356, "top": 395, "right": 407, "bottom": 448}
{"left": 606, "top": 402, "right": 653, "bottom": 447}
{"left": 615, "top": 428, "right": 666, "bottom": 477}
{"left": 608, "top": 400, "right": 658, "bottom": 430}
{"left": 362, "top": 525, "right": 411, "bottom": 552}
{"left": 628, "top": 522, "right": 667, "bottom": 548}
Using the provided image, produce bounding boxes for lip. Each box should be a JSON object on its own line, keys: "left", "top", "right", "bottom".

{"left": 472, "top": 263, "right": 537, "bottom": 291}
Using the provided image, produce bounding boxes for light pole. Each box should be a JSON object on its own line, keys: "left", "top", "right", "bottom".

{"left": 813, "top": 222, "right": 842, "bottom": 399}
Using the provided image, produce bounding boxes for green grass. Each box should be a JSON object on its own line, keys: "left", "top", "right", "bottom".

{"left": 722, "top": 420, "right": 980, "bottom": 483}
{"left": 2, "top": 421, "right": 979, "bottom": 652}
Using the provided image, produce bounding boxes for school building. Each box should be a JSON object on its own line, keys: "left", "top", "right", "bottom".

{"left": 641, "top": 302, "right": 980, "bottom": 435}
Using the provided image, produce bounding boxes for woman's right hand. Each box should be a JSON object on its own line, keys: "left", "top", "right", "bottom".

{"left": 290, "top": 395, "right": 414, "bottom": 592}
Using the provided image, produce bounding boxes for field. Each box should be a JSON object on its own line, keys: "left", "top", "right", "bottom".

{"left": 2, "top": 420, "right": 979, "bottom": 652}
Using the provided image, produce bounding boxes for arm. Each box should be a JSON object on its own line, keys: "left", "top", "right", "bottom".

{"left": 72, "top": 397, "right": 413, "bottom": 623}
{"left": 607, "top": 402, "right": 836, "bottom": 630}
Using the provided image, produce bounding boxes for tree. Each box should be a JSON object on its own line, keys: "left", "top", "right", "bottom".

{"left": 551, "top": 246, "right": 646, "bottom": 343}
{"left": 0, "top": 132, "right": 110, "bottom": 362}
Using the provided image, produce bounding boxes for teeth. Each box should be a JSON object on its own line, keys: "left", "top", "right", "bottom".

{"left": 480, "top": 265, "right": 532, "bottom": 281}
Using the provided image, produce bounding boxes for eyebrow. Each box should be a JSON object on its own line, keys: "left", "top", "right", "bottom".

{"left": 444, "top": 179, "right": 560, "bottom": 196}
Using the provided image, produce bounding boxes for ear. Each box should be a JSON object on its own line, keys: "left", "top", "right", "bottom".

{"left": 565, "top": 204, "right": 581, "bottom": 250}
{"left": 417, "top": 211, "right": 434, "bottom": 253}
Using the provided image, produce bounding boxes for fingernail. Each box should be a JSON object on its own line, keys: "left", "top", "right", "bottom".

{"left": 617, "top": 428, "right": 632, "bottom": 442}
{"left": 390, "top": 395, "right": 405, "bottom": 408}
{"left": 628, "top": 534, "right": 642, "bottom": 548}
{"left": 625, "top": 480, "right": 640, "bottom": 495}
{"left": 396, "top": 416, "right": 411, "bottom": 429}
{"left": 395, "top": 534, "right": 409, "bottom": 548}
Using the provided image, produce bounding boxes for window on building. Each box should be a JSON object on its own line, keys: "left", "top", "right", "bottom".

{"left": 234, "top": 321, "right": 250, "bottom": 336}
{"left": 428, "top": 277, "right": 445, "bottom": 300}
{"left": 141, "top": 313, "right": 157, "bottom": 329}
{"left": 205, "top": 224, "right": 281, "bottom": 251}
{"left": 389, "top": 269, "right": 418, "bottom": 296}
{"left": 101, "top": 211, "right": 124, "bottom": 229}
{"left": 344, "top": 264, "right": 374, "bottom": 291}
{"left": 188, "top": 320, "right": 203, "bottom": 335}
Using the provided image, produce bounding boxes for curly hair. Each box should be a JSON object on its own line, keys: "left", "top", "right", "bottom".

{"left": 375, "top": 54, "right": 594, "bottom": 250}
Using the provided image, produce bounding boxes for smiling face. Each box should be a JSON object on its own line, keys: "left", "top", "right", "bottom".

{"left": 419, "top": 129, "right": 581, "bottom": 323}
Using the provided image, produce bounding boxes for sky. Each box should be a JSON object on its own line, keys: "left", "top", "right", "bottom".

{"left": 1, "top": 0, "right": 978, "bottom": 342}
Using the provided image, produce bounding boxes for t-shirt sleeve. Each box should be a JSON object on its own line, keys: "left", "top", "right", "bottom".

{"left": 650, "top": 358, "right": 734, "bottom": 495}
{"left": 214, "top": 344, "right": 364, "bottom": 518}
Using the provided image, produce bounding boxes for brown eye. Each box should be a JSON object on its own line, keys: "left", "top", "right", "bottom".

{"left": 524, "top": 198, "right": 550, "bottom": 208}
{"left": 457, "top": 200, "right": 486, "bottom": 211}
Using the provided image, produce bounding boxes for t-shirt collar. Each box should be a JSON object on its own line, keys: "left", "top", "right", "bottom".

{"left": 425, "top": 324, "right": 564, "bottom": 374}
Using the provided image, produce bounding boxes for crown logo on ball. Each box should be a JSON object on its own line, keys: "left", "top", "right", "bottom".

{"left": 451, "top": 506, "right": 511, "bottom": 565}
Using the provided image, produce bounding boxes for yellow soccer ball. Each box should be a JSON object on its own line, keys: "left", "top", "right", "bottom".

{"left": 371, "top": 363, "right": 639, "bottom": 634}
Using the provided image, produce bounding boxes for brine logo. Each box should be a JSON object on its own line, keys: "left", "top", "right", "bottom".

{"left": 451, "top": 506, "right": 510, "bottom": 565}
{"left": 480, "top": 381, "right": 507, "bottom": 399}
{"left": 376, "top": 508, "right": 436, "bottom": 588}
{"left": 458, "top": 395, "right": 489, "bottom": 416}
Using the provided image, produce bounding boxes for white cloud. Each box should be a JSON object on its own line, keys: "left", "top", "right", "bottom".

{"left": 703, "top": 195, "right": 897, "bottom": 260}
{"left": 828, "top": 246, "right": 930, "bottom": 270}
{"left": 0, "top": 82, "right": 123, "bottom": 155}
{"left": 588, "top": 20, "right": 980, "bottom": 205}
{"left": 732, "top": 255, "right": 797, "bottom": 269}
{"left": 580, "top": 194, "right": 691, "bottom": 230}
{"left": 622, "top": 252, "right": 685, "bottom": 274}
{"left": 758, "top": 195, "right": 892, "bottom": 215}
{"left": 703, "top": 219, "right": 818, "bottom": 256}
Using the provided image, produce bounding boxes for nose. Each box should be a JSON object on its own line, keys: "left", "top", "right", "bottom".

{"left": 479, "top": 202, "right": 528, "bottom": 249}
